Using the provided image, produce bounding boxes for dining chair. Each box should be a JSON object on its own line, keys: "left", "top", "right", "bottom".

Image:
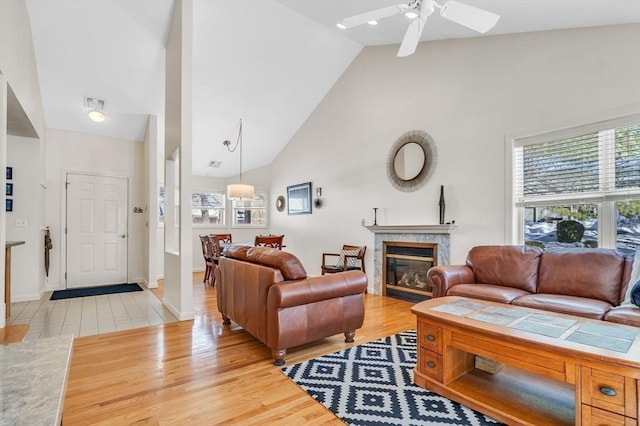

{"left": 211, "top": 233, "right": 232, "bottom": 244}
{"left": 254, "top": 234, "right": 285, "bottom": 250}
{"left": 321, "top": 244, "right": 366, "bottom": 275}
{"left": 199, "top": 235, "right": 216, "bottom": 285}
{"left": 206, "top": 235, "right": 222, "bottom": 286}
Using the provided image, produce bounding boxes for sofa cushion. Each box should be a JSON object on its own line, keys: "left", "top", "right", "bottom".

{"left": 466, "top": 245, "right": 542, "bottom": 293}
{"left": 447, "top": 284, "right": 530, "bottom": 304}
{"left": 538, "top": 248, "right": 625, "bottom": 305}
{"left": 512, "top": 294, "right": 612, "bottom": 320}
{"left": 223, "top": 244, "right": 251, "bottom": 261}
{"left": 246, "top": 247, "right": 307, "bottom": 280}
{"left": 604, "top": 305, "right": 640, "bottom": 327}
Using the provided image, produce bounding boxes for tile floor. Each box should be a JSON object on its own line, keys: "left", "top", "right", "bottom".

{"left": 9, "top": 286, "right": 178, "bottom": 341}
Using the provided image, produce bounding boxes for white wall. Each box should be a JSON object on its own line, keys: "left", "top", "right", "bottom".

{"left": 6, "top": 135, "right": 42, "bottom": 301}
{"left": 269, "top": 24, "right": 640, "bottom": 284}
{"left": 43, "top": 128, "right": 145, "bottom": 291}
{"left": 0, "top": 0, "right": 45, "bottom": 138}
{"left": 162, "top": 0, "right": 194, "bottom": 320}
{"left": 0, "top": 2, "right": 45, "bottom": 324}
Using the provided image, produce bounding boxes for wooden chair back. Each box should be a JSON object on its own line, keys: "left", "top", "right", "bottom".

{"left": 254, "top": 234, "right": 285, "bottom": 250}
{"left": 199, "top": 235, "right": 217, "bottom": 285}
{"left": 212, "top": 233, "right": 232, "bottom": 244}
{"left": 207, "top": 235, "right": 222, "bottom": 260}
{"left": 321, "top": 244, "right": 366, "bottom": 275}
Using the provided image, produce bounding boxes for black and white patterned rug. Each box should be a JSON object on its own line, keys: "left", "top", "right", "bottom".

{"left": 282, "top": 330, "right": 503, "bottom": 425}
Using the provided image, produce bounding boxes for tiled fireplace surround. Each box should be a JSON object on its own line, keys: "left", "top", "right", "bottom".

{"left": 365, "top": 225, "right": 455, "bottom": 295}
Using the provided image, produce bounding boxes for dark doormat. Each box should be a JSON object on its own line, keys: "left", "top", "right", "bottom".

{"left": 50, "top": 283, "right": 143, "bottom": 300}
{"left": 386, "top": 288, "right": 432, "bottom": 304}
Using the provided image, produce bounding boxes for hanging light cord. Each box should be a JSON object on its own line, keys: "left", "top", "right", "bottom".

{"left": 223, "top": 119, "right": 244, "bottom": 182}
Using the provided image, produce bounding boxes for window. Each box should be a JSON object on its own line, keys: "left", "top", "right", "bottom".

{"left": 159, "top": 184, "right": 165, "bottom": 224}
{"left": 231, "top": 191, "right": 267, "bottom": 227}
{"left": 512, "top": 117, "right": 640, "bottom": 255}
{"left": 192, "top": 191, "right": 226, "bottom": 225}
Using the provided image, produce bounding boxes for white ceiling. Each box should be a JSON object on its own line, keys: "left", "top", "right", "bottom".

{"left": 22, "top": 0, "right": 640, "bottom": 177}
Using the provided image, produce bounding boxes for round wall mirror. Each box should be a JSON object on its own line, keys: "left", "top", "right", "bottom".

{"left": 393, "top": 142, "right": 425, "bottom": 181}
{"left": 386, "top": 130, "right": 437, "bottom": 192}
{"left": 276, "top": 195, "right": 285, "bottom": 212}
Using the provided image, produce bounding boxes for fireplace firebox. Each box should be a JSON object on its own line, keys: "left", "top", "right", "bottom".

{"left": 383, "top": 241, "right": 437, "bottom": 302}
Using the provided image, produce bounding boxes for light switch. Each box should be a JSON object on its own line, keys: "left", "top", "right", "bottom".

{"left": 15, "top": 217, "right": 28, "bottom": 227}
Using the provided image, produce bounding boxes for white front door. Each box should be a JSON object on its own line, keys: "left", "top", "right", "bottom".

{"left": 66, "top": 173, "right": 128, "bottom": 288}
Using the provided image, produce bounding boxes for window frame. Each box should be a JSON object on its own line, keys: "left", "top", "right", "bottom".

{"left": 230, "top": 190, "right": 268, "bottom": 229}
{"left": 508, "top": 113, "right": 640, "bottom": 250}
{"left": 191, "top": 189, "right": 227, "bottom": 228}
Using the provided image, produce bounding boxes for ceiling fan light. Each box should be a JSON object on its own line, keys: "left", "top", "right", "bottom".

{"left": 439, "top": 1, "right": 500, "bottom": 33}
{"left": 227, "top": 183, "right": 254, "bottom": 200}
{"left": 87, "top": 109, "right": 106, "bottom": 122}
{"left": 405, "top": 11, "right": 418, "bottom": 19}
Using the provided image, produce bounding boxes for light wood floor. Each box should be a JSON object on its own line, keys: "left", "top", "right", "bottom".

{"left": 63, "top": 272, "right": 416, "bottom": 425}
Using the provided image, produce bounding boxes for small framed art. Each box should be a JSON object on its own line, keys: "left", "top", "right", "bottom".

{"left": 287, "top": 182, "right": 312, "bottom": 215}
{"left": 6, "top": 183, "right": 13, "bottom": 196}
{"left": 6, "top": 167, "right": 12, "bottom": 180}
{"left": 6, "top": 199, "right": 13, "bottom": 212}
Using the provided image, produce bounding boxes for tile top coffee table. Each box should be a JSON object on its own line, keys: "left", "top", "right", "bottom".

{"left": 411, "top": 296, "right": 640, "bottom": 426}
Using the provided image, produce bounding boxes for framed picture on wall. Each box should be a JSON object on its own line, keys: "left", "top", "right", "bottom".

{"left": 6, "top": 183, "right": 13, "bottom": 196}
{"left": 6, "top": 167, "right": 12, "bottom": 180}
{"left": 287, "top": 182, "right": 312, "bottom": 215}
{"left": 6, "top": 199, "right": 13, "bottom": 212}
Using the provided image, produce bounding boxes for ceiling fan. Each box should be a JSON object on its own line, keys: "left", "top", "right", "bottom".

{"left": 337, "top": 0, "right": 500, "bottom": 57}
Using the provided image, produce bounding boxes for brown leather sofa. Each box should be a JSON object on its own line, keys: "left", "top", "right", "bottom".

{"left": 215, "top": 245, "right": 368, "bottom": 365}
{"left": 427, "top": 245, "right": 640, "bottom": 327}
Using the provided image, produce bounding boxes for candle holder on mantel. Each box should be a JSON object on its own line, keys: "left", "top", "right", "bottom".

{"left": 373, "top": 208, "right": 378, "bottom": 226}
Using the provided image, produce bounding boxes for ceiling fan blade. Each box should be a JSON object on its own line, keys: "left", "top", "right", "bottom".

{"left": 439, "top": 1, "right": 500, "bottom": 33}
{"left": 340, "top": 3, "right": 409, "bottom": 28}
{"left": 397, "top": 15, "right": 427, "bottom": 57}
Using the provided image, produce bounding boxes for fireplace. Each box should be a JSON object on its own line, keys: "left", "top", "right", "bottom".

{"left": 383, "top": 241, "right": 436, "bottom": 302}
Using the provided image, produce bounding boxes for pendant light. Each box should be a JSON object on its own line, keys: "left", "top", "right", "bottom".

{"left": 223, "top": 119, "right": 255, "bottom": 200}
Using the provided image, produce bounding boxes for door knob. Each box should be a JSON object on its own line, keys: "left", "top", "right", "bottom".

{"left": 119, "top": 234, "right": 126, "bottom": 238}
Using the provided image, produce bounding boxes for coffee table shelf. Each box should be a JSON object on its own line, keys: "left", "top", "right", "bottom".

{"left": 412, "top": 297, "right": 640, "bottom": 426}
{"left": 424, "top": 364, "right": 576, "bottom": 425}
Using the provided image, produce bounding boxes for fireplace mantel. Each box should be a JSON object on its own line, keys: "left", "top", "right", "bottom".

{"left": 365, "top": 224, "right": 456, "bottom": 234}
{"left": 367, "top": 225, "right": 455, "bottom": 295}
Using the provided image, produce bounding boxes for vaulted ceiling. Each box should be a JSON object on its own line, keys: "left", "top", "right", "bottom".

{"left": 21, "top": 0, "right": 640, "bottom": 177}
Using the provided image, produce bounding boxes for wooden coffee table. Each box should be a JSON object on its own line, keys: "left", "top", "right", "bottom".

{"left": 411, "top": 296, "right": 640, "bottom": 426}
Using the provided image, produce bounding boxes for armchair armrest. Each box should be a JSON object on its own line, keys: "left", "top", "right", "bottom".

{"left": 269, "top": 270, "right": 367, "bottom": 309}
{"left": 322, "top": 252, "right": 341, "bottom": 265}
{"left": 428, "top": 265, "right": 475, "bottom": 298}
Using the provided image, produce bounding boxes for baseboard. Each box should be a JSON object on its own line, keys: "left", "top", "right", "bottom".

{"left": 162, "top": 298, "right": 194, "bottom": 321}
{"left": 11, "top": 293, "right": 43, "bottom": 303}
{"left": 144, "top": 279, "right": 159, "bottom": 289}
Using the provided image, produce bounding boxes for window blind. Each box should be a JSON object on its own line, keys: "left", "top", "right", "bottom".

{"left": 515, "top": 123, "right": 640, "bottom": 206}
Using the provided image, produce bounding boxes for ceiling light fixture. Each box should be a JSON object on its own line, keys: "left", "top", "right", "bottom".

{"left": 223, "top": 119, "right": 255, "bottom": 200}
{"left": 336, "top": 23, "right": 346, "bottom": 29}
{"left": 87, "top": 109, "right": 106, "bottom": 122}
{"left": 367, "top": 20, "right": 378, "bottom": 25}
{"left": 85, "top": 96, "right": 106, "bottom": 123}
{"left": 405, "top": 11, "right": 418, "bottom": 19}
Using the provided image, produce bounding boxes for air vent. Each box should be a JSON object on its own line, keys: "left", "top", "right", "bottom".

{"left": 209, "top": 161, "right": 222, "bottom": 168}
{"left": 84, "top": 96, "right": 105, "bottom": 111}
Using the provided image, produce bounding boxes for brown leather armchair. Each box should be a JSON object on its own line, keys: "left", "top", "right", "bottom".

{"left": 215, "top": 246, "right": 367, "bottom": 365}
